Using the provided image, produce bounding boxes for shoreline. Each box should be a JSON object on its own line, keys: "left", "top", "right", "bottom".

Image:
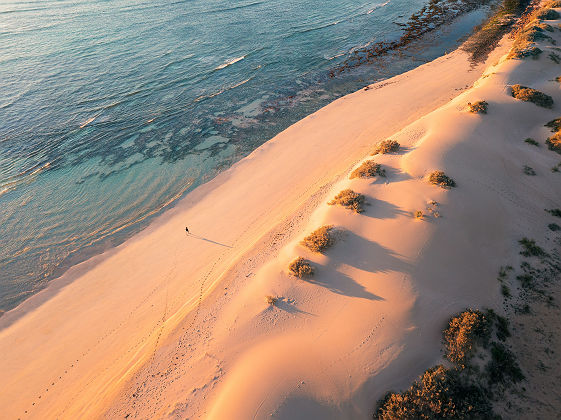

{"left": 0, "top": 40, "right": 508, "bottom": 417}
{"left": 0, "top": 0, "right": 498, "bottom": 316}
{"left": 0, "top": 40, "right": 512, "bottom": 418}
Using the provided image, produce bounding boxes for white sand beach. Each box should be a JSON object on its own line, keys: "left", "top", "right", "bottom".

{"left": 2, "top": 4, "right": 561, "bottom": 418}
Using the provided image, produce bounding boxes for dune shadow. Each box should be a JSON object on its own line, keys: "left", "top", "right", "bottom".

{"left": 382, "top": 166, "right": 413, "bottom": 183}
{"left": 275, "top": 298, "right": 315, "bottom": 316}
{"left": 361, "top": 198, "right": 408, "bottom": 220}
{"left": 308, "top": 270, "right": 384, "bottom": 301}
{"left": 334, "top": 231, "right": 413, "bottom": 275}
{"left": 187, "top": 233, "right": 232, "bottom": 248}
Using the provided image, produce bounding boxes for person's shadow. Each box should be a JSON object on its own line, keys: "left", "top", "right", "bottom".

{"left": 187, "top": 233, "right": 233, "bottom": 248}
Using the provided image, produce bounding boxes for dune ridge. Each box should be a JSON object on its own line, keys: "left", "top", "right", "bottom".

{"left": 3, "top": 4, "right": 561, "bottom": 419}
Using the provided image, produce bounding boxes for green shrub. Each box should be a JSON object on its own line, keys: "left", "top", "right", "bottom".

{"left": 467, "top": 100, "right": 488, "bottom": 114}
{"left": 546, "top": 208, "right": 561, "bottom": 217}
{"left": 350, "top": 161, "right": 386, "bottom": 179}
{"left": 523, "top": 165, "right": 536, "bottom": 175}
{"left": 288, "top": 257, "right": 315, "bottom": 278}
{"left": 428, "top": 170, "right": 456, "bottom": 188}
{"left": 301, "top": 225, "right": 335, "bottom": 253}
{"left": 519, "top": 237, "right": 547, "bottom": 257}
{"left": 501, "top": 284, "right": 511, "bottom": 297}
{"left": 486, "top": 342, "right": 525, "bottom": 385}
{"left": 511, "top": 84, "right": 554, "bottom": 108}
{"left": 524, "top": 137, "right": 539, "bottom": 146}
{"left": 372, "top": 139, "right": 400, "bottom": 155}
{"left": 549, "top": 222, "right": 561, "bottom": 231}
{"left": 328, "top": 189, "right": 366, "bottom": 213}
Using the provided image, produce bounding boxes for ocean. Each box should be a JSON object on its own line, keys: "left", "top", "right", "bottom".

{"left": 0, "top": 0, "right": 491, "bottom": 313}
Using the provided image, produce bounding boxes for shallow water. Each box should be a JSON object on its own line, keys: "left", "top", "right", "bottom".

{"left": 0, "top": 0, "right": 489, "bottom": 312}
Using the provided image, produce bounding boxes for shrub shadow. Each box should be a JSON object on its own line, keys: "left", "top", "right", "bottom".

{"left": 360, "top": 198, "right": 408, "bottom": 220}
{"left": 335, "top": 231, "right": 413, "bottom": 275}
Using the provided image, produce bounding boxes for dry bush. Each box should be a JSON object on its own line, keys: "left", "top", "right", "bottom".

{"left": 288, "top": 257, "right": 315, "bottom": 278}
{"left": 467, "top": 100, "right": 488, "bottom": 114}
{"left": 301, "top": 225, "right": 335, "bottom": 253}
{"left": 375, "top": 366, "right": 493, "bottom": 420}
{"left": 462, "top": 0, "right": 528, "bottom": 62}
{"left": 372, "top": 139, "right": 400, "bottom": 155}
{"left": 545, "top": 118, "right": 561, "bottom": 153}
{"left": 546, "top": 132, "right": 561, "bottom": 153}
{"left": 428, "top": 171, "right": 456, "bottom": 188}
{"left": 546, "top": 117, "right": 561, "bottom": 131}
{"left": 535, "top": 8, "right": 560, "bottom": 19}
{"left": 265, "top": 295, "right": 278, "bottom": 305}
{"left": 507, "top": 6, "right": 557, "bottom": 60}
{"left": 444, "top": 310, "right": 491, "bottom": 368}
{"left": 511, "top": 84, "right": 554, "bottom": 108}
{"left": 536, "top": 21, "right": 555, "bottom": 31}
{"left": 415, "top": 210, "right": 424, "bottom": 219}
{"left": 350, "top": 161, "right": 386, "bottom": 179}
{"left": 328, "top": 189, "right": 366, "bottom": 213}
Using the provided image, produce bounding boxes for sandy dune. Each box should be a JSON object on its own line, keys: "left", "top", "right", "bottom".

{"left": 3, "top": 7, "right": 561, "bottom": 419}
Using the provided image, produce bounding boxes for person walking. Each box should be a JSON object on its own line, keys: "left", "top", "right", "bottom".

{"left": 185, "top": 227, "right": 189, "bottom": 234}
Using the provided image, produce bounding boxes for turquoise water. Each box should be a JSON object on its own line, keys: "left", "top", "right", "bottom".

{"left": 0, "top": 0, "right": 487, "bottom": 312}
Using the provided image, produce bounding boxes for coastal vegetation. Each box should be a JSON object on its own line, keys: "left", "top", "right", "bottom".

{"left": 524, "top": 137, "right": 539, "bottom": 146}
{"left": 428, "top": 170, "right": 456, "bottom": 188}
{"left": 328, "top": 189, "right": 366, "bottom": 213}
{"left": 265, "top": 295, "right": 278, "bottom": 305}
{"left": 463, "top": 0, "right": 534, "bottom": 61}
{"left": 523, "top": 165, "right": 536, "bottom": 175}
{"left": 518, "top": 237, "right": 547, "bottom": 258}
{"left": 336, "top": 0, "right": 506, "bottom": 72}
{"left": 350, "top": 161, "right": 386, "bottom": 179}
{"left": 467, "top": 100, "right": 488, "bottom": 113}
{"left": 372, "top": 139, "right": 400, "bottom": 155}
{"left": 511, "top": 84, "right": 554, "bottom": 108}
{"left": 301, "top": 225, "right": 335, "bottom": 253}
{"left": 375, "top": 308, "right": 523, "bottom": 419}
{"left": 545, "top": 118, "right": 561, "bottom": 153}
{"left": 288, "top": 257, "right": 315, "bottom": 278}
